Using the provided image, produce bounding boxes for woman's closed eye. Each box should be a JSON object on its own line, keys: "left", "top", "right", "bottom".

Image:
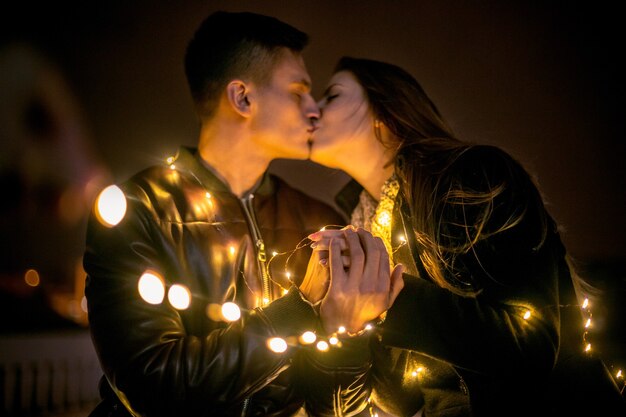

{"left": 325, "top": 93, "right": 339, "bottom": 103}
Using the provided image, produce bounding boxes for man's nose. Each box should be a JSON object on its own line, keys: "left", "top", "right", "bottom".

{"left": 304, "top": 96, "right": 321, "bottom": 122}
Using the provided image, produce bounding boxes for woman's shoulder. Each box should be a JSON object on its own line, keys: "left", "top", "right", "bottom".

{"left": 446, "top": 144, "right": 535, "bottom": 192}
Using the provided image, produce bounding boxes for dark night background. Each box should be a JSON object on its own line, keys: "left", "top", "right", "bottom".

{"left": 1, "top": 1, "right": 624, "bottom": 415}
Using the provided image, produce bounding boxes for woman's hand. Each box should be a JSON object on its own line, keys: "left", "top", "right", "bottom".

{"left": 313, "top": 227, "right": 404, "bottom": 334}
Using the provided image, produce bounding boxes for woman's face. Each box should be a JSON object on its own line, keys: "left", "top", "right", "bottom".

{"left": 310, "top": 71, "right": 378, "bottom": 170}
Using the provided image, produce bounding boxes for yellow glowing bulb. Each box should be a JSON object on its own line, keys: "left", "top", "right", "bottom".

{"left": 616, "top": 370, "right": 622, "bottom": 379}
{"left": 329, "top": 336, "right": 339, "bottom": 345}
{"left": 267, "top": 337, "right": 288, "bottom": 353}
{"left": 205, "top": 192, "right": 211, "bottom": 199}
{"left": 376, "top": 211, "right": 391, "bottom": 227}
{"left": 24, "top": 269, "right": 40, "bottom": 287}
{"left": 320, "top": 226, "right": 326, "bottom": 232}
{"left": 166, "top": 156, "right": 174, "bottom": 164}
{"left": 96, "top": 185, "right": 127, "bottom": 227}
{"left": 411, "top": 371, "right": 418, "bottom": 377}
{"left": 282, "top": 288, "right": 289, "bottom": 295}
{"left": 262, "top": 297, "right": 270, "bottom": 305}
{"left": 169, "top": 164, "right": 176, "bottom": 170}
{"left": 398, "top": 234, "right": 406, "bottom": 243}
{"left": 585, "top": 343, "right": 592, "bottom": 352}
{"left": 286, "top": 272, "right": 291, "bottom": 280}
{"left": 272, "top": 251, "right": 278, "bottom": 257}
{"left": 523, "top": 310, "right": 531, "bottom": 320}
{"left": 229, "top": 246, "right": 236, "bottom": 256}
{"left": 138, "top": 271, "right": 165, "bottom": 305}
{"left": 338, "top": 326, "right": 346, "bottom": 334}
{"left": 316, "top": 341, "right": 329, "bottom": 351}
{"left": 300, "top": 331, "right": 316, "bottom": 344}
{"left": 221, "top": 302, "right": 241, "bottom": 321}
{"left": 585, "top": 318, "right": 592, "bottom": 328}
{"left": 168, "top": 284, "right": 191, "bottom": 310}
{"left": 582, "top": 298, "right": 589, "bottom": 309}
{"left": 364, "top": 324, "right": 373, "bottom": 331}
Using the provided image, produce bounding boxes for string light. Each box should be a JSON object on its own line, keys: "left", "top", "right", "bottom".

{"left": 300, "top": 331, "right": 317, "bottom": 345}
{"left": 168, "top": 284, "right": 191, "bottom": 310}
{"left": 95, "top": 185, "right": 127, "bottom": 227}
{"left": 138, "top": 271, "right": 165, "bottom": 305}
{"left": 221, "top": 302, "right": 241, "bottom": 321}
{"left": 267, "top": 337, "right": 288, "bottom": 353}
{"left": 523, "top": 310, "right": 531, "bottom": 320}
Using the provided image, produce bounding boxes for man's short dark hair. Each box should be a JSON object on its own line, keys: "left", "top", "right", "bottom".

{"left": 184, "top": 11, "right": 309, "bottom": 119}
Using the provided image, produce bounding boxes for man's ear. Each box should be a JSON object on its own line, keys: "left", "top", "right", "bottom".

{"left": 226, "top": 80, "right": 252, "bottom": 117}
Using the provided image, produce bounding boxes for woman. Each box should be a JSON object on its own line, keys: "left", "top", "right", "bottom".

{"left": 306, "top": 57, "right": 625, "bottom": 417}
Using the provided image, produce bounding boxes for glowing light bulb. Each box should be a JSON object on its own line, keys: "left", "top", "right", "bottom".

{"left": 585, "top": 318, "right": 592, "bottom": 328}
{"left": 95, "top": 185, "right": 127, "bottom": 227}
{"left": 523, "top": 310, "right": 531, "bottom": 320}
{"left": 267, "top": 337, "right": 288, "bottom": 353}
{"left": 582, "top": 298, "right": 589, "bottom": 309}
{"left": 364, "top": 324, "right": 373, "bottom": 331}
{"left": 300, "top": 331, "right": 316, "bottom": 344}
{"left": 282, "top": 288, "right": 289, "bottom": 295}
{"left": 262, "top": 297, "right": 270, "bottom": 305}
{"left": 221, "top": 302, "right": 241, "bottom": 321}
{"left": 205, "top": 192, "right": 211, "bottom": 199}
{"left": 166, "top": 156, "right": 174, "bottom": 164}
{"left": 24, "top": 269, "right": 40, "bottom": 287}
{"left": 616, "top": 370, "right": 622, "bottom": 379}
{"left": 229, "top": 246, "right": 236, "bottom": 256}
{"left": 329, "top": 336, "right": 339, "bottom": 345}
{"left": 338, "top": 326, "right": 346, "bottom": 334}
{"left": 376, "top": 210, "right": 391, "bottom": 227}
{"left": 286, "top": 271, "right": 291, "bottom": 280}
{"left": 320, "top": 226, "right": 326, "bottom": 232}
{"left": 272, "top": 251, "right": 278, "bottom": 257}
{"left": 584, "top": 343, "right": 592, "bottom": 352}
{"left": 398, "top": 234, "right": 406, "bottom": 243}
{"left": 138, "top": 271, "right": 165, "bottom": 304}
{"left": 169, "top": 164, "right": 176, "bottom": 170}
{"left": 316, "top": 341, "right": 329, "bottom": 351}
{"left": 168, "top": 284, "right": 191, "bottom": 310}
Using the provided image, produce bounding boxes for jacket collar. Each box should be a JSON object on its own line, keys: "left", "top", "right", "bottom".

{"left": 334, "top": 178, "right": 363, "bottom": 219}
{"left": 172, "top": 146, "right": 275, "bottom": 197}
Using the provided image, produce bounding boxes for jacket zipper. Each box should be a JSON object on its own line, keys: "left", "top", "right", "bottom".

{"left": 239, "top": 194, "right": 273, "bottom": 416}
{"left": 240, "top": 194, "right": 271, "bottom": 304}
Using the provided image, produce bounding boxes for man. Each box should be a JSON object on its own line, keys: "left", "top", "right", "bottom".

{"left": 84, "top": 11, "right": 386, "bottom": 417}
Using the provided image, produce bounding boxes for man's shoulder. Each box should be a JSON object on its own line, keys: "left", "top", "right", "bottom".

{"left": 269, "top": 174, "right": 345, "bottom": 223}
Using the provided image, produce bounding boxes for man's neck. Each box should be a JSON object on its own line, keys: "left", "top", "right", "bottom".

{"left": 197, "top": 123, "right": 272, "bottom": 198}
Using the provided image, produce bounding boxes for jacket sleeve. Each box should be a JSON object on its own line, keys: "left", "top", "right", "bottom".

{"left": 84, "top": 182, "right": 319, "bottom": 416}
{"left": 383, "top": 146, "right": 561, "bottom": 378}
{"left": 294, "top": 332, "right": 373, "bottom": 417}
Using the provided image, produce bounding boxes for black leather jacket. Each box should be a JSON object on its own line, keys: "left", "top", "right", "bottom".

{"left": 336, "top": 145, "right": 625, "bottom": 417}
{"left": 84, "top": 147, "right": 368, "bottom": 416}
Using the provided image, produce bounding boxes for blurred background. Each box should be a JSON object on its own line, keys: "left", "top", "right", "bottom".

{"left": 1, "top": 1, "right": 624, "bottom": 415}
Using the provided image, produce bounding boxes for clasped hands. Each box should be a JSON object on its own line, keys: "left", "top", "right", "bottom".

{"left": 299, "top": 226, "right": 404, "bottom": 335}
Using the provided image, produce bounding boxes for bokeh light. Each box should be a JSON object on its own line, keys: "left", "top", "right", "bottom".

{"left": 138, "top": 271, "right": 165, "bottom": 305}
{"left": 267, "top": 337, "right": 288, "bottom": 353}
{"left": 95, "top": 185, "right": 127, "bottom": 227}
{"left": 168, "top": 284, "right": 191, "bottom": 310}
{"left": 221, "top": 302, "right": 241, "bottom": 321}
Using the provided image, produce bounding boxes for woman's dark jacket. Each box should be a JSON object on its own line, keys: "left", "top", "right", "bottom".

{"left": 336, "top": 145, "right": 625, "bottom": 417}
{"left": 83, "top": 147, "right": 369, "bottom": 417}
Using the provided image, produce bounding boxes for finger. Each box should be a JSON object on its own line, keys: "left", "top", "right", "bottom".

{"left": 318, "top": 254, "right": 350, "bottom": 268}
{"left": 308, "top": 229, "right": 345, "bottom": 241}
{"left": 388, "top": 264, "right": 405, "bottom": 307}
{"left": 311, "top": 236, "right": 348, "bottom": 252}
{"left": 374, "top": 236, "right": 391, "bottom": 292}
{"left": 356, "top": 228, "right": 382, "bottom": 292}
{"left": 329, "top": 237, "right": 347, "bottom": 288}
{"left": 344, "top": 229, "right": 365, "bottom": 288}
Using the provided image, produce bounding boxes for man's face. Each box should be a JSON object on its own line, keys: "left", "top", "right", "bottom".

{"left": 250, "top": 50, "right": 319, "bottom": 159}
